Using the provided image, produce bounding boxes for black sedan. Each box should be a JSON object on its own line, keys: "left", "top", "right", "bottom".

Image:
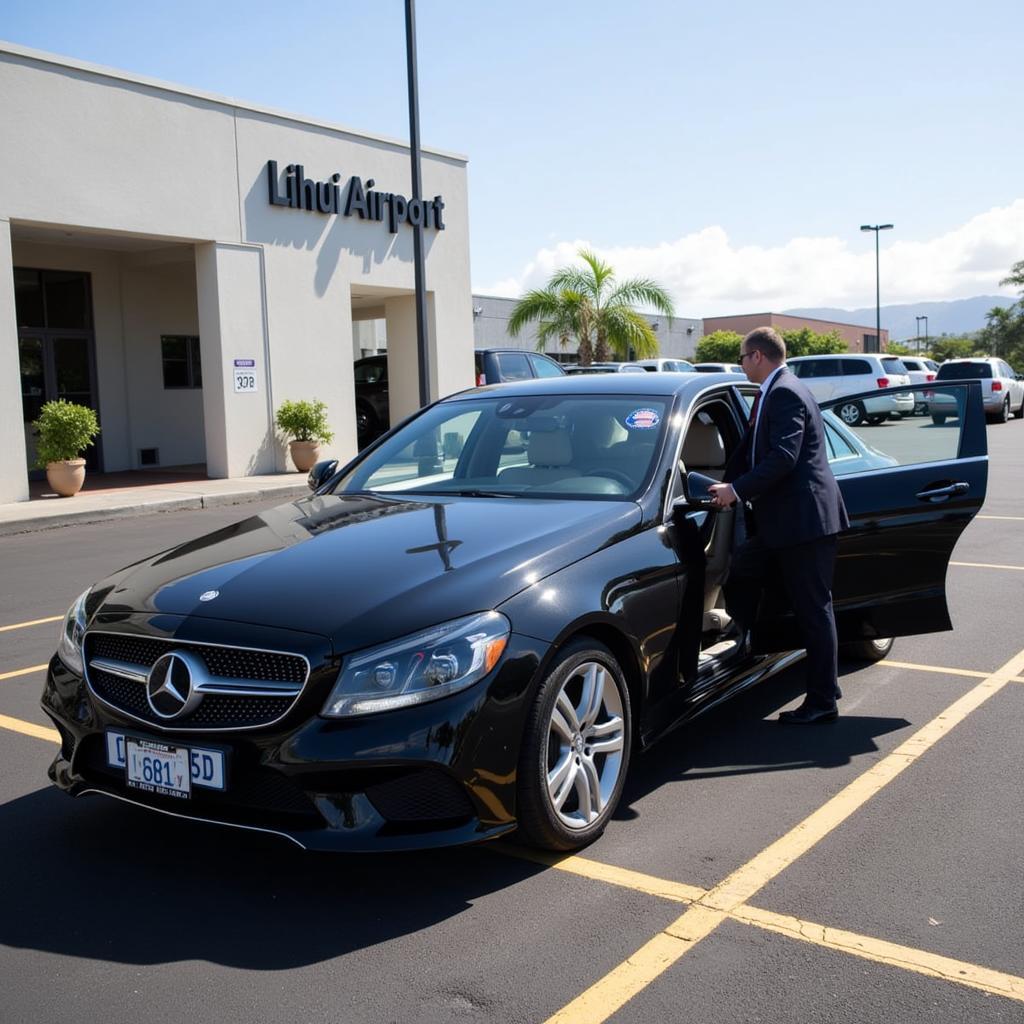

{"left": 42, "top": 374, "right": 988, "bottom": 851}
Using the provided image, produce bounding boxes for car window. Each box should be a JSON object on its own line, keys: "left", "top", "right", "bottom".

{"left": 529, "top": 354, "right": 565, "bottom": 378}
{"left": 353, "top": 359, "right": 386, "bottom": 384}
{"left": 822, "top": 385, "right": 969, "bottom": 469}
{"left": 901, "top": 359, "right": 921, "bottom": 371}
{"left": 731, "top": 366, "right": 746, "bottom": 373}
{"left": 882, "top": 357, "right": 908, "bottom": 375}
{"left": 336, "top": 394, "right": 669, "bottom": 500}
{"left": 841, "top": 358, "right": 871, "bottom": 376}
{"left": 495, "top": 352, "right": 532, "bottom": 381}
{"left": 797, "top": 359, "right": 840, "bottom": 378}
{"left": 936, "top": 362, "right": 992, "bottom": 380}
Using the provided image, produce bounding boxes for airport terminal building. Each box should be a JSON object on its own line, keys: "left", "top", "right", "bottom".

{"left": 0, "top": 42, "right": 474, "bottom": 504}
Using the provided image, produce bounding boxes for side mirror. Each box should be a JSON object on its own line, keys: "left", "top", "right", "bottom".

{"left": 307, "top": 458, "right": 339, "bottom": 492}
{"left": 685, "top": 471, "right": 723, "bottom": 509}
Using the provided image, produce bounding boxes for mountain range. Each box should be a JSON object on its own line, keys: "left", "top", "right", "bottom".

{"left": 783, "top": 296, "right": 1018, "bottom": 341}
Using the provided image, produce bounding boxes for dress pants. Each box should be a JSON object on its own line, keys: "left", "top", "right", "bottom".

{"left": 724, "top": 532, "right": 841, "bottom": 710}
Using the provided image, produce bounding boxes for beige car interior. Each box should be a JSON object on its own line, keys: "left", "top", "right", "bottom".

{"left": 679, "top": 409, "right": 738, "bottom": 646}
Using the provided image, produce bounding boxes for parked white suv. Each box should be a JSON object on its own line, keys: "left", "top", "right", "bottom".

{"left": 929, "top": 358, "right": 1024, "bottom": 424}
{"left": 787, "top": 354, "right": 914, "bottom": 426}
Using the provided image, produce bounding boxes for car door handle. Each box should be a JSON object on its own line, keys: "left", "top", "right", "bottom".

{"left": 915, "top": 481, "right": 969, "bottom": 503}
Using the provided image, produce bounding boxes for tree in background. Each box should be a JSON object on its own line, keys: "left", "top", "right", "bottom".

{"left": 695, "top": 327, "right": 846, "bottom": 363}
{"left": 976, "top": 260, "right": 1024, "bottom": 370}
{"left": 508, "top": 249, "right": 674, "bottom": 365}
{"left": 694, "top": 330, "right": 743, "bottom": 362}
{"left": 886, "top": 341, "right": 913, "bottom": 356}
{"left": 929, "top": 336, "right": 979, "bottom": 363}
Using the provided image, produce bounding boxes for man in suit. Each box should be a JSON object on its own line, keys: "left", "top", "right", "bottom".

{"left": 708, "top": 327, "right": 850, "bottom": 723}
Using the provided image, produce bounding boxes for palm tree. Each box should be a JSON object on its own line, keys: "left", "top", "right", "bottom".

{"left": 508, "top": 249, "right": 675, "bottom": 365}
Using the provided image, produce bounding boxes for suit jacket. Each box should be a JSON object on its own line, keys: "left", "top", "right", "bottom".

{"left": 724, "top": 368, "right": 849, "bottom": 549}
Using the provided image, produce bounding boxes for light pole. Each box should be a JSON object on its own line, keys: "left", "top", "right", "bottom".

{"left": 860, "top": 223, "right": 893, "bottom": 353}
{"left": 405, "top": 0, "right": 431, "bottom": 408}
{"left": 915, "top": 315, "right": 929, "bottom": 355}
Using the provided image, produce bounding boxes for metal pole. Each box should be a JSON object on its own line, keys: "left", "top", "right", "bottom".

{"left": 915, "top": 317, "right": 921, "bottom": 356}
{"left": 405, "top": 0, "right": 431, "bottom": 409}
{"left": 874, "top": 229, "right": 881, "bottom": 354}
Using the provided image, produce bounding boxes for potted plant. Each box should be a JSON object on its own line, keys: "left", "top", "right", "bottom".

{"left": 33, "top": 399, "right": 101, "bottom": 497}
{"left": 275, "top": 398, "right": 334, "bottom": 472}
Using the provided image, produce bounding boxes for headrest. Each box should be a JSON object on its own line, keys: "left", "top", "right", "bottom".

{"left": 681, "top": 421, "right": 726, "bottom": 468}
{"left": 528, "top": 428, "right": 573, "bottom": 467}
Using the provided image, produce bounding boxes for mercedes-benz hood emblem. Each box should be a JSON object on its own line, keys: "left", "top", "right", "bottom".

{"left": 146, "top": 651, "right": 205, "bottom": 719}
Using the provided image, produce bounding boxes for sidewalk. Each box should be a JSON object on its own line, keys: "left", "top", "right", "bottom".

{"left": 0, "top": 470, "right": 311, "bottom": 537}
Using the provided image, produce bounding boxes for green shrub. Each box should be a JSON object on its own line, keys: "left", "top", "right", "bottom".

{"left": 275, "top": 398, "right": 334, "bottom": 444}
{"left": 32, "top": 400, "right": 100, "bottom": 467}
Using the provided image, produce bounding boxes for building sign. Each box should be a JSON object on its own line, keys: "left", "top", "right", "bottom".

{"left": 267, "top": 160, "right": 445, "bottom": 234}
{"left": 233, "top": 359, "right": 257, "bottom": 393}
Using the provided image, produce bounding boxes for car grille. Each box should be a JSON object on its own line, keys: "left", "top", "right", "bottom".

{"left": 84, "top": 631, "right": 310, "bottom": 732}
{"left": 365, "top": 769, "right": 475, "bottom": 823}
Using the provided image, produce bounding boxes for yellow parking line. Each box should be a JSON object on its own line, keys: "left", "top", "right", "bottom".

{"left": 0, "top": 664, "right": 49, "bottom": 681}
{"left": 494, "top": 845, "right": 705, "bottom": 904}
{"left": 950, "top": 561, "right": 1024, "bottom": 571}
{"left": 734, "top": 904, "right": 1024, "bottom": 1003}
{"left": 0, "top": 713, "right": 59, "bottom": 743}
{"left": 498, "top": 846, "right": 1024, "bottom": 1005}
{"left": 883, "top": 659, "right": 988, "bottom": 680}
{"left": 0, "top": 615, "right": 62, "bottom": 633}
{"left": 976, "top": 514, "right": 1024, "bottom": 521}
{"left": 544, "top": 645, "right": 1024, "bottom": 1023}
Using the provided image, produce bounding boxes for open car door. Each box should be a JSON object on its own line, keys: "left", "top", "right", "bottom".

{"left": 754, "top": 380, "right": 987, "bottom": 649}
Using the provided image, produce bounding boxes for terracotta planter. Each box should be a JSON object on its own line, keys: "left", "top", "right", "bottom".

{"left": 288, "top": 440, "right": 322, "bottom": 472}
{"left": 46, "top": 459, "right": 87, "bottom": 497}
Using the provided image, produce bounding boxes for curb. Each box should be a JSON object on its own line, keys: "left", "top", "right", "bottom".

{"left": 0, "top": 484, "right": 310, "bottom": 538}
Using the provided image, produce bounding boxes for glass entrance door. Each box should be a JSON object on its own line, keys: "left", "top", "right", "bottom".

{"left": 15, "top": 269, "right": 101, "bottom": 476}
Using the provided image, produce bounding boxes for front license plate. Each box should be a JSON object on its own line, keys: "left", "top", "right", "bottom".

{"left": 106, "top": 731, "right": 226, "bottom": 797}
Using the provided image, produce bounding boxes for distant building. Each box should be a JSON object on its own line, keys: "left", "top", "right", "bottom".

{"left": 702, "top": 313, "right": 888, "bottom": 353}
{"left": 472, "top": 294, "right": 703, "bottom": 362}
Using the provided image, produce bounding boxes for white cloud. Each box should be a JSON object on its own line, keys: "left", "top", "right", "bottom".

{"left": 474, "top": 200, "right": 1024, "bottom": 316}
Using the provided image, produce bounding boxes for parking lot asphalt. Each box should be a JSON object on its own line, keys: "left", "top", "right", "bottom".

{"left": 1, "top": 423, "right": 1022, "bottom": 1023}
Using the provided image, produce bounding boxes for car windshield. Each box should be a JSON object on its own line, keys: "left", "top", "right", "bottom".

{"left": 881, "top": 357, "right": 909, "bottom": 374}
{"left": 332, "top": 394, "right": 671, "bottom": 500}
{"left": 936, "top": 362, "right": 993, "bottom": 380}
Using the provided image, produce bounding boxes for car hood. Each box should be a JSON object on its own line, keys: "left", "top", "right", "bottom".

{"left": 92, "top": 493, "right": 642, "bottom": 654}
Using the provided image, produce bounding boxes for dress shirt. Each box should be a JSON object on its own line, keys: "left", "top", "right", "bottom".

{"left": 733, "top": 363, "right": 787, "bottom": 503}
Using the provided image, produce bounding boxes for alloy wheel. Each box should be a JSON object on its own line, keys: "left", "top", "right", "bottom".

{"left": 544, "top": 661, "right": 626, "bottom": 830}
{"left": 837, "top": 402, "right": 863, "bottom": 426}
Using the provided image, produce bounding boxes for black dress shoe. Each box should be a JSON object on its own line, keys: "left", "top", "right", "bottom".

{"left": 777, "top": 704, "right": 839, "bottom": 724}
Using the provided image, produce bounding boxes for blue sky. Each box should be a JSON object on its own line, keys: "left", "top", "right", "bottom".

{"left": 2, "top": 0, "right": 1022, "bottom": 314}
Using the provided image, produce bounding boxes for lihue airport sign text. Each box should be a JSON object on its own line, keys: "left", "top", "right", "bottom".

{"left": 267, "top": 160, "right": 446, "bottom": 233}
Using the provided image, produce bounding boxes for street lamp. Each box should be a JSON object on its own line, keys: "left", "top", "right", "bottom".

{"left": 860, "top": 223, "right": 894, "bottom": 353}
{"left": 915, "top": 314, "right": 929, "bottom": 355}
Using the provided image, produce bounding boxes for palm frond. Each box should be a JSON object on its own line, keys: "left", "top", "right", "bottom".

{"left": 607, "top": 279, "right": 676, "bottom": 319}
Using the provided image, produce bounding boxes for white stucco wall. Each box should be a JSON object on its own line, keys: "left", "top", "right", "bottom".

{"left": 0, "top": 41, "right": 474, "bottom": 501}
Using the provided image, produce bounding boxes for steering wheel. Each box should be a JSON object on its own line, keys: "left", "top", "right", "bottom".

{"left": 584, "top": 468, "right": 634, "bottom": 489}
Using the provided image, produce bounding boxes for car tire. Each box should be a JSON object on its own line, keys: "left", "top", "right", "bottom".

{"left": 931, "top": 413, "right": 947, "bottom": 425}
{"left": 841, "top": 637, "right": 894, "bottom": 662}
{"left": 997, "top": 398, "right": 1010, "bottom": 424}
{"left": 356, "top": 402, "right": 379, "bottom": 442}
{"left": 836, "top": 401, "right": 866, "bottom": 427}
{"left": 516, "top": 638, "right": 632, "bottom": 851}
{"left": 1014, "top": 398, "right": 1024, "bottom": 419}
{"left": 867, "top": 415, "right": 888, "bottom": 426}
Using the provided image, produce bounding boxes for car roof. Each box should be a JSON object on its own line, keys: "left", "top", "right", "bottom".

{"left": 447, "top": 370, "right": 746, "bottom": 402}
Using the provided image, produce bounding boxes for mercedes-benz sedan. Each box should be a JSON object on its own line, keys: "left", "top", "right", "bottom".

{"left": 42, "top": 374, "right": 987, "bottom": 851}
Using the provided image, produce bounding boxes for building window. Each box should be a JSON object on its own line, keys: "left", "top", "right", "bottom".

{"left": 161, "top": 335, "right": 202, "bottom": 389}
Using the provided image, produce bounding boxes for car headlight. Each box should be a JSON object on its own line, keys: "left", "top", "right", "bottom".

{"left": 322, "top": 611, "right": 511, "bottom": 718}
{"left": 56, "top": 589, "right": 90, "bottom": 675}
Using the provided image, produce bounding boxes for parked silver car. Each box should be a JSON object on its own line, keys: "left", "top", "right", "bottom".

{"left": 928, "top": 358, "right": 1024, "bottom": 424}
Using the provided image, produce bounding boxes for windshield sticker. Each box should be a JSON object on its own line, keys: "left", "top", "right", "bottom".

{"left": 624, "top": 408, "right": 660, "bottom": 430}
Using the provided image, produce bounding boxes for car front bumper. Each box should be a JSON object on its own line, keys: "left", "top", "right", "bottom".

{"left": 41, "top": 633, "right": 549, "bottom": 852}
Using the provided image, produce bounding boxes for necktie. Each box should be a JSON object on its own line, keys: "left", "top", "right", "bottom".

{"left": 747, "top": 390, "right": 762, "bottom": 428}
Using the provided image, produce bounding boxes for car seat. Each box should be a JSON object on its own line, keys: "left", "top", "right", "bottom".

{"left": 498, "top": 428, "right": 582, "bottom": 486}
{"left": 680, "top": 417, "right": 735, "bottom": 632}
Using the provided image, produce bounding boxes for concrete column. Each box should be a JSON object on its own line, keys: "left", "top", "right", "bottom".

{"left": 195, "top": 242, "right": 276, "bottom": 478}
{"left": 0, "top": 219, "right": 29, "bottom": 503}
{"left": 384, "top": 293, "right": 441, "bottom": 427}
